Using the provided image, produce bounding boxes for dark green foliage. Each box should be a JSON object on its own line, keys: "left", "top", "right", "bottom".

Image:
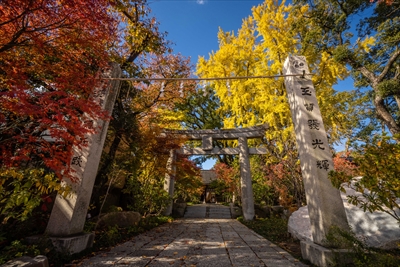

{"left": 376, "top": 80, "right": 400, "bottom": 98}
{"left": 0, "top": 215, "right": 172, "bottom": 266}
{"left": 294, "top": 0, "right": 400, "bottom": 136}
{"left": 124, "top": 175, "right": 171, "bottom": 216}
{"left": 174, "top": 86, "right": 235, "bottom": 166}
{"left": 324, "top": 226, "right": 400, "bottom": 267}
{"left": 333, "top": 45, "right": 353, "bottom": 64}
{"left": 329, "top": 134, "right": 400, "bottom": 223}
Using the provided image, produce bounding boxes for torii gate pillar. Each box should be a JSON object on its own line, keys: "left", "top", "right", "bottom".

{"left": 238, "top": 137, "right": 255, "bottom": 220}
{"left": 163, "top": 149, "right": 177, "bottom": 216}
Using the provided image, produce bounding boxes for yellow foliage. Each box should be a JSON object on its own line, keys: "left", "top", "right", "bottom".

{"left": 357, "top": 36, "right": 375, "bottom": 53}
{"left": 0, "top": 168, "right": 70, "bottom": 223}
{"left": 196, "top": 0, "right": 354, "bottom": 148}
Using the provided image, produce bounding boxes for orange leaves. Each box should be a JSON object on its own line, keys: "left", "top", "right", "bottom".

{"left": 214, "top": 162, "right": 240, "bottom": 194}
{"left": 332, "top": 152, "right": 359, "bottom": 178}
{"left": 370, "top": 0, "right": 394, "bottom": 5}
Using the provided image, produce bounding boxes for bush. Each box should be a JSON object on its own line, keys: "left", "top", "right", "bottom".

{"left": 325, "top": 226, "right": 400, "bottom": 267}
{"left": 0, "top": 215, "right": 173, "bottom": 266}
{"left": 238, "top": 216, "right": 289, "bottom": 243}
{"left": 329, "top": 134, "right": 400, "bottom": 223}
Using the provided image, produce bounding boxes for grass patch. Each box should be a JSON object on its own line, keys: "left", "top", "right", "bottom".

{"left": 238, "top": 216, "right": 308, "bottom": 264}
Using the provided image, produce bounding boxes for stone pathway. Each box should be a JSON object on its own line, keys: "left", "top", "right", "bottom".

{"left": 77, "top": 205, "right": 308, "bottom": 267}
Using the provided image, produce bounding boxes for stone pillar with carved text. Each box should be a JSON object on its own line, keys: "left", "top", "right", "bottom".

{"left": 46, "top": 63, "right": 121, "bottom": 241}
{"left": 163, "top": 149, "right": 177, "bottom": 216}
{"left": 283, "top": 55, "right": 349, "bottom": 245}
{"left": 238, "top": 137, "right": 255, "bottom": 221}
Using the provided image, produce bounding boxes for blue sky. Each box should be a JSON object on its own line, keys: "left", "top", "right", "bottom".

{"left": 150, "top": 0, "right": 265, "bottom": 169}
{"left": 150, "top": 0, "right": 264, "bottom": 66}
{"left": 149, "top": 0, "right": 352, "bottom": 169}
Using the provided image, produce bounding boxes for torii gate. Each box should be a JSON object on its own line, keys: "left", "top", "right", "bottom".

{"left": 160, "top": 124, "right": 268, "bottom": 221}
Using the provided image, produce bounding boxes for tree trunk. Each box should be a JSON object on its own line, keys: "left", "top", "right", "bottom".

{"left": 374, "top": 94, "right": 400, "bottom": 135}
{"left": 90, "top": 131, "right": 122, "bottom": 215}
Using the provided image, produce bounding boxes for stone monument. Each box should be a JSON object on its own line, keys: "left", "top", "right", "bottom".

{"left": 44, "top": 63, "right": 121, "bottom": 254}
{"left": 283, "top": 55, "right": 350, "bottom": 266}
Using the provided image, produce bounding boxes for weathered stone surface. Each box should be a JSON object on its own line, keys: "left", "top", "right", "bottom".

{"left": 238, "top": 137, "right": 255, "bottom": 220}
{"left": 229, "top": 203, "right": 242, "bottom": 219}
{"left": 1, "top": 255, "right": 48, "bottom": 267}
{"left": 300, "top": 241, "right": 354, "bottom": 267}
{"left": 202, "top": 136, "right": 213, "bottom": 150}
{"left": 51, "top": 233, "right": 95, "bottom": 255}
{"left": 184, "top": 204, "right": 206, "bottom": 218}
{"left": 162, "top": 124, "right": 269, "bottom": 140}
{"left": 172, "top": 202, "right": 187, "bottom": 217}
{"left": 177, "top": 147, "right": 268, "bottom": 155}
{"left": 97, "top": 211, "right": 141, "bottom": 228}
{"left": 288, "top": 206, "right": 313, "bottom": 243}
{"left": 208, "top": 205, "right": 231, "bottom": 219}
{"left": 164, "top": 124, "right": 268, "bottom": 222}
{"left": 25, "top": 234, "right": 94, "bottom": 256}
{"left": 45, "top": 63, "right": 122, "bottom": 237}
{"left": 289, "top": 186, "right": 400, "bottom": 249}
{"left": 342, "top": 179, "right": 400, "bottom": 249}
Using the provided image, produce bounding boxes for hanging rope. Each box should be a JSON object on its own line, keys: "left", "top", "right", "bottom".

{"left": 179, "top": 82, "right": 184, "bottom": 97}
{"left": 102, "top": 73, "right": 314, "bottom": 82}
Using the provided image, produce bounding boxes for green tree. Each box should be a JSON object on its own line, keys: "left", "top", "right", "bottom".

{"left": 294, "top": 0, "right": 400, "bottom": 137}
{"left": 174, "top": 86, "right": 237, "bottom": 166}
{"left": 330, "top": 135, "right": 400, "bottom": 223}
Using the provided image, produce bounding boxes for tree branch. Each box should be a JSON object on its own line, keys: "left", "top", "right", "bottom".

{"left": 377, "top": 49, "right": 400, "bottom": 83}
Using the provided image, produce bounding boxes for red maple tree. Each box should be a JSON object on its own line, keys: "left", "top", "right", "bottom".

{"left": 0, "top": 0, "right": 118, "bottom": 179}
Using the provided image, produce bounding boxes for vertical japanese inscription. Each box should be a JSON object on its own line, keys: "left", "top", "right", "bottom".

{"left": 283, "top": 55, "right": 349, "bottom": 245}
{"left": 304, "top": 103, "right": 314, "bottom": 112}
{"left": 71, "top": 155, "right": 83, "bottom": 167}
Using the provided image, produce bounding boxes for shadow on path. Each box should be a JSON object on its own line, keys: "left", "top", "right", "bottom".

{"left": 78, "top": 205, "right": 308, "bottom": 267}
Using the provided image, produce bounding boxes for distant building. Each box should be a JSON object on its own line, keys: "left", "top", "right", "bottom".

{"left": 200, "top": 170, "right": 217, "bottom": 184}
{"left": 200, "top": 170, "right": 218, "bottom": 203}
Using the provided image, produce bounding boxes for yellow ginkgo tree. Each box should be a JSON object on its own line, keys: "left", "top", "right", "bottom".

{"left": 196, "top": 0, "right": 356, "bottom": 149}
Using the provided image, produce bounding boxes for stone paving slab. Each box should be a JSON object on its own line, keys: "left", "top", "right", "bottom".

{"left": 184, "top": 204, "right": 231, "bottom": 219}
{"left": 77, "top": 217, "right": 308, "bottom": 267}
